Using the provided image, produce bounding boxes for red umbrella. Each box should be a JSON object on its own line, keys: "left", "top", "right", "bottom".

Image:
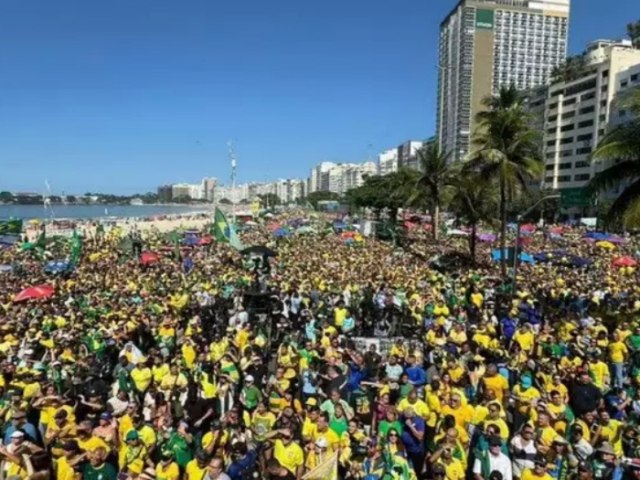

{"left": 140, "top": 251, "right": 160, "bottom": 265}
{"left": 198, "top": 235, "right": 213, "bottom": 246}
{"left": 612, "top": 256, "right": 637, "bottom": 267}
{"left": 13, "top": 284, "right": 54, "bottom": 302}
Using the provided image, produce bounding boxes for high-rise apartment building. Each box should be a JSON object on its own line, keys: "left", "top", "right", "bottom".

{"left": 536, "top": 39, "right": 640, "bottom": 194}
{"left": 437, "top": 0, "right": 570, "bottom": 161}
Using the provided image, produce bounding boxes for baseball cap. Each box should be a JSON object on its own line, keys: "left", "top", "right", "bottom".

{"left": 125, "top": 430, "right": 140, "bottom": 441}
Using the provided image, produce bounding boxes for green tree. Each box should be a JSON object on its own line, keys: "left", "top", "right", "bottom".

{"left": 305, "top": 191, "right": 341, "bottom": 209}
{"left": 219, "top": 198, "right": 232, "bottom": 204}
{"left": 588, "top": 87, "right": 640, "bottom": 226}
{"left": 257, "top": 193, "right": 281, "bottom": 207}
{"left": 411, "top": 143, "right": 454, "bottom": 240}
{"left": 470, "top": 84, "right": 543, "bottom": 276}
{"left": 449, "top": 172, "right": 498, "bottom": 263}
{"left": 628, "top": 20, "right": 640, "bottom": 48}
{"left": 0, "top": 191, "right": 13, "bottom": 203}
{"left": 550, "top": 54, "right": 588, "bottom": 83}
{"left": 346, "top": 169, "right": 418, "bottom": 220}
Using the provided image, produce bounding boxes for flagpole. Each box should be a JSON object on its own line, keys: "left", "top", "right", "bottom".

{"left": 228, "top": 140, "right": 237, "bottom": 224}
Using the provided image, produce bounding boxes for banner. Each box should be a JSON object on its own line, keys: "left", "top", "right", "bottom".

{"left": 302, "top": 453, "right": 338, "bottom": 480}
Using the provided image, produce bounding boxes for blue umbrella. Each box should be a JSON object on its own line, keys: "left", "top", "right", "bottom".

{"left": 182, "top": 236, "right": 199, "bottom": 246}
{"left": 273, "top": 228, "right": 290, "bottom": 238}
{"left": 44, "top": 260, "right": 73, "bottom": 274}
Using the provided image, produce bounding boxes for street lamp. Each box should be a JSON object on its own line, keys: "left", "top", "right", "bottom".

{"left": 511, "top": 194, "right": 560, "bottom": 295}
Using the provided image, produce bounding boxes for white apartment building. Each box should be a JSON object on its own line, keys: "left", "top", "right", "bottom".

{"left": 438, "top": 0, "right": 570, "bottom": 162}
{"left": 308, "top": 162, "right": 336, "bottom": 193}
{"left": 540, "top": 39, "right": 640, "bottom": 192}
{"left": 378, "top": 148, "right": 399, "bottom": 175}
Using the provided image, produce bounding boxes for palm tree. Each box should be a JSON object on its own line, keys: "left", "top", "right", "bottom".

{"left": 588, "top": 87, "right": 640, "bottom": 225}
{"left": 412, "top": 143, "right": 453, "bottom": 240}
{"left": 470, "top": 85, "right": 543, "bottom": 276}
{"left": 449, "top": 172, "right": 498, "bottom": 263}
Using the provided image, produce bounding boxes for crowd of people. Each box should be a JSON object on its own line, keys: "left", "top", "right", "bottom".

{"left": 0, "top": 212, "right": 640, "bottom": 480}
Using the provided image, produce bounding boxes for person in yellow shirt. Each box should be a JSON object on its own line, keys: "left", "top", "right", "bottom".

{"left": 521, "top": 458, "right": 554, "bottom": 480}
{"left": 159, "top": 364, "right": 189, "bottom": 397}
{"left": 151, "top": 357, "right": 170, "bottom": 385}
{"left": 512, "top": 323, "right": 535, "bottom": 355}
{"left": 75, "top": 421, "right": 110, "bottom": 454}
{"left": 512, "top": 375, "right": 541, "bottom": 423}
{"left": 434, "top": 446, "right": 466, "bottom": 480}
{"left": 312, "top": 413, "right": 341, "bottom": 453}
{"left": 118, "top": 430, "right": 149, "bottom": 473}
{"left": 130, "top": 360, "right": 152, "bottom": 396}
{"left": 56, "top": 440, "right": 84, "bottom": 480}
{"left": 266, "top": 428, "right": 305, "bottom": 478}
{"left": 608, "top": 332, "right": 628, "bottom": 388}
{"left": 45, "top": 409, "right": 77, "bottom": 458}
{"left": 185, "top": 452, "right": 209, "bottom": 480}
{"left": 535, "top": 411, "right": 558, "bottom": 454}
{"left": 155, "top": 452, "right": 180, "bottom": 480}
{"left": 398, "top": 389, "right": 430, "bottom": 420}
{"left": 482, "top": 365, "right": 509, "bottom": 404}
{"left": 441, "top": 394, "right": 474, "bottom": 431}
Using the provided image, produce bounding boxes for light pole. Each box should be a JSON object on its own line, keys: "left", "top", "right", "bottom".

{"left": 512, "top": 194, "right": 560, "bottom": 295}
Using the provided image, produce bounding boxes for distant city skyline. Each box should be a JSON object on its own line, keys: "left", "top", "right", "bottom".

{"left": 0, "top": 0, "right": 636, "bottom": 194}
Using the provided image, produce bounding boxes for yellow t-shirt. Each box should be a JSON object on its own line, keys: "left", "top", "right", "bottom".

{"left": 483, "top": 375, "right": 509, "bottom": 402}
{"left": 77, "top": 435, "right": 110, "bottom": 453}
{"left": 202, "top": 430, "right": 229, "bottom": 450}
{"left": 397, "top": 399, "right": 430, "bottom": 419}
{"left": 152, "top": 364, "right": 170, "bottom": 384}
{"left": 521, "top": 469, "right": 553, "bottom": 480}
{"left": 441, "top": 404, "right": 475, "bottom": 429}
{"left": 273, "top": 439, "right": 304, "bottom": 474}
{"left": 312, "top": 428, "right": 341, "bottom": 453}
{"left": 609, "top": 341, "right": 628, "bottom": 363}
{"left": 513, "top": 385, "right": 541, "bottom": 414}
{"left": 156, "top": 462, "right": 180, "bottom": 480}
{"left": 56, "top": 456, "right": 76, "bottom": 480}
{"left": 438, "top": 458, "right": 465, "bottom": 480}
{"left": 185, "top": 459, "right": 207, "bottom": 480}
{"left": 130, "top": 367, "right": 152, "bottom": 392}
{"left": 334, "top": 307, "right": 348, "bottom": 327}
{"left": 513, "top": 331, "right": 535, "bottom": 351}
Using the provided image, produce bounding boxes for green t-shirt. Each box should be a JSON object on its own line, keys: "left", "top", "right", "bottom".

{"left": 378, "top": 420, "right": 403, "bottom": 438}
{"left": 629, "top": 334, "right": 640, "bottom": 351}
{"left": 82, "top": 462, "right": 117, "bottom": 480}
{"left": 242, "top": 386, "right": 262, "bottom": 409}
{"left": 164, "top": 431, "right": 193, "bottom": 468}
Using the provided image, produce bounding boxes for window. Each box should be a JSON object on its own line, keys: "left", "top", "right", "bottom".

{"left": 574, "top": 174, "right": 590, "bottom": 181}
{"left": 579, "top": 106, "right": 595, "bottom": 115}
{"left": 575, "top": 160, "right": 590, "bottom": 168}
{"left": 581, "top": 92, "right": 596, "bottom": 101}
{"left": 560, "top": 137, "right": 574, "bottom": 145}
{"left": 545, "top": 163, "right": 555, "bottom": 169}
{"left": 562, "top": 98, "right": 576, "bottom": 106}
{"left": 557, "top": 175, "right": 571, "bottom": 182}
{"left": 602, "top": 70, "right": 609, "bottom": 78}
{"left": 546, "top": 140, "right": 556, "bottom": 147}
{"left": 549, "top": 102, "right": 559, "bottom": 110}
{"left": 545, "top": 176, "right": 554, "bottom": 183}
{"left": 562, "top": 111, "right": 576, "bottom": 119}
{"left": 561, "top": 124, "right": 575, "bottom": 132}
{"left": 560, "top": 149, "right": 573, "bottom": 157}
{"left": 577, "top": 134, "right": 593, "bottom": 142}
{"left": 600, "top": 100, "right": 607, "bottom": 108}
{"left": 632, "top": 73, "right": 638, "bottom": 82}
{"left": 621, "top": 80, "right": 628, "bottom": 88}
{"left": 547, "top": 128, "right": 556, "bottom": 134}
{"left": 599, "top": 114, "right": 606, "bottom": 122}
{"left": 558, "top": 162, "right": 572, "bottom": 170}
{"left": 578, "top": 119, "right": 594, "bottom": 128}
{"left": 576, "top": 147, "right": 592, "bottom": 155}
{"left": 548, "top": 115, "right": 558, "bottom": 122}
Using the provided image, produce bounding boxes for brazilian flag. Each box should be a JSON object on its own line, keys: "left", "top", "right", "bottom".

{"left": 0, "top": 218, "right": 22, "bottom": 235}
{"left": 212, "top": 208, "right": 244, "bottom": 251}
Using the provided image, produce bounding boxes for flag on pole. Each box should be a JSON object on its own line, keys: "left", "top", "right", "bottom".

{"left": 302, "top": 453, "right": 338, "bottom": 480}
{"left": 69, "top": 230, "right": 83, "bottom": 265}
{"left": 212, "top": 208, "right": 244, "bottom": 251}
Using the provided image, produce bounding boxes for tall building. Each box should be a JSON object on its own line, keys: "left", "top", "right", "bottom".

{"left": 378, "top": 148, "right": 399, "bottom": 175}
{"left": 437, "top": 0, "right": 570, "bottom": 162}
{"left": 171, "top": 183, "right": 192, "bottom": 200}
{"left": 397, "top": 141, "right": 425, "bottom": 170}
{"left": 157, "top": 185, "right": 173, "bottom": 203}
{"left": 201, "top": 177, "right": 217, "bottom": 201}
{"left": 536, "top": 39, "right": 640, "bottom": 194}
{"left": 309, "top": 162, "right": 336, "bottom": 193}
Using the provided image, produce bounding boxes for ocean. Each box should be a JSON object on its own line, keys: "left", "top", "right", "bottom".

{"left": 0, "top": 204, "right": 212, "bottom": 221}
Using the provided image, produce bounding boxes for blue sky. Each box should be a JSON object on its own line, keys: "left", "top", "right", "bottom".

{"left": 0, "top": 0, "right": 636, "bottom": 194}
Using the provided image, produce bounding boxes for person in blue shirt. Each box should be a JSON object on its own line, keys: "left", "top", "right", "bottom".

{"left": 227, "top": 442, "right": 258, "bottom": 480}
{"left": 3, "top": 410, "right": 38, "bottom": 445}
{"left": 405, "top": 355, "right": 427, "bottom": 390}
{"left": 400, "top": 407, "right": 425, "bottom": 475}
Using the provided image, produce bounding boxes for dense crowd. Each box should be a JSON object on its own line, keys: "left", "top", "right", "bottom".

{"left": 0, "top": 213, "right": 640, "bottom": 480}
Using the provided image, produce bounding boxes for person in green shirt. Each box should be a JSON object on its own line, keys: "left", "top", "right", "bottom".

{"left": 240, "top": 375, "right": 262, "bottom": 411}
{"left": 82, "top": 447, "right": 117, "bottom": 480}
{"left": 162, "top": 425, "right": 193, "bottom": 469}
{"left": 378, "top": 408, "right": 403, "bottom": 439}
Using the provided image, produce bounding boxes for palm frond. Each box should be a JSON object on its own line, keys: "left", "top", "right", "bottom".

{"left": 587, "top": 160, "right": 640, "bottom": 194}
{"left": 605, "top": 178, "right": 640, "bottom": 223}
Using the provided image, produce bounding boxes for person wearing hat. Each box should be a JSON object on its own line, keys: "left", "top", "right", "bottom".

{"left": 118, "top": 430, "right": 149, "bottom": 473}
{"left": 520, "top": 456, "right": 552, "bottom": 480}
{"left": 3, "top": 409, "right": 37, "bottom": 444}
{"left": 590, "top": 442, "right": 619, "bottom": 480}
{"left": 473, "top": 436, "right": 512, "bottom": 480}
{"left": 239, "top": 374, "right": 262, "bottom": 412}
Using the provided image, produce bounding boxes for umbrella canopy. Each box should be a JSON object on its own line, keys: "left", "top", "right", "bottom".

{"left": 608, "top": 236, "right": 627, "bottom": 245}
{"left": 447, "top": 229, "right": 469, "bottom": 237}
{"left": 140, "top": 251, "right": 160, "bottom": 265}
{"left": 0, "top": 235, "right": 20, "bottom": 246}
{"left": 240, "top": 245, "right": 278, "bottom": 257}
{"left": 182, "top": 236, "right": 200, "bottom": 246}
{"left": 596, "top": 241, "right": 616, "bottom": 250}
{"left": 14, "top": 284, "right": 54, "bottom": 302}
{"left": 520, "top": 224, "right": 536, "bottom": 233}
{"left": 613, "top": 256, "right": 637, "bottom": 267}
{"left": 273, "top": 228, "right": 291, "bottom": 238}
{"left": 296, "top": 226, "right": 316, "bottom": 234}
{"left": 515, "top": 237, "right": 533, "bottom": 246}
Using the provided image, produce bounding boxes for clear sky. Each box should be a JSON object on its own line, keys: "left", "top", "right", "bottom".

{"left": 0, "top": 0, "right": 636, "bottom": 194}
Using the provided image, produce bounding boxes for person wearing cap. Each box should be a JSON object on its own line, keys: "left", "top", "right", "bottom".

{"left": 239, "top": 374, "right": 262, "bottom": 412}
{"left": 93, "top": 411, "right": 117, "bottom": 448}
{"left": 473, "top": 436, "right": 512, "bottom": 480}
{"left": 118, "top": 430, "right": 149, "bottom": 473}
{"left": 520, "top": 456, "right": 553, "bottom": 480}
{"left": 3, "top": 409, "right": 37, "bottom": 445}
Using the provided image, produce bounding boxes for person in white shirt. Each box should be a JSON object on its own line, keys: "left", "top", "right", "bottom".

{"left": 474, "top": 436, "right": 513, "bottom": 480}
{"left": 510, "top": 426, "right": 537, "bottom": 478}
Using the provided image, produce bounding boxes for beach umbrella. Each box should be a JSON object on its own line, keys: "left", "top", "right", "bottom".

{"left": 608, "top": 236, "right": 627, "bottom": 245}
{"left": 515, "top": 237, "right": 533, "bottom": 246}
{"left": 13, "top": 284, "right": 54, "bottom": 302}
{"left": 182, "top": 236, "right": 199, "bottom": 246}
{"left": 140, "top": 251, "right": 160, "bottom": 265}
{"left": 241, "top": 245, "right": 278, "bottom": 257}
{"left": 44, "top": 260, "right": 73, "bottom": 274}
{"left": 613, "top": 256, "right": 637, "bottom": 267}
{"left": 297, "top": 226, "right": 316, "bottom": 234}
{"left": 0, "top": 235, "right": 20, "bottom": 246}
{"left": 596, "top": 241, "right": 616, "bottom": 250}
{"left": 520, "top": 224, "right": 536, "bottom": 233}
{"left": 273, "top": 227, "right": 290, "bottom": 238}
{"left": 568, "top": 256, "right": 593, "bottom": 268}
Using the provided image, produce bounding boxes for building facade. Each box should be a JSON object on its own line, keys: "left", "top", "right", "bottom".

{"left": 157, "top": 185, "right": 173, "bottom": 203}
{"left": 437, "top": 0, "right": 570, "bottom": 162}
{"left": 537, "top": 40, "right": 640, "bottom": 193}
